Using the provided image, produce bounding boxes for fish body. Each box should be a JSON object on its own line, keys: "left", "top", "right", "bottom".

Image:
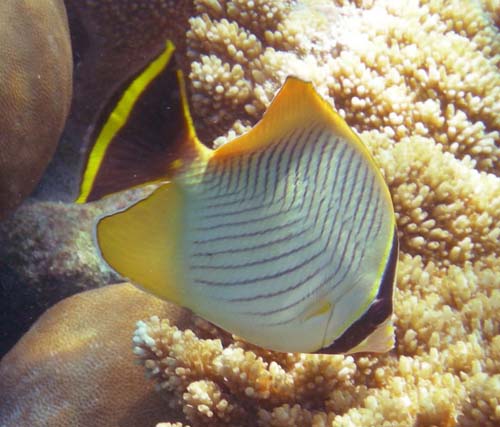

{"left": 78, "top": 41, "right": 398, "bottom": 354}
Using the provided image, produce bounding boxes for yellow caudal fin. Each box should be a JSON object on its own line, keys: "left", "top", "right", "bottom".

{"left": 95, "top": 182, "right": 186, "bottom": 305}
{"left": 213, "top": 77, "right": 369, "bottom": 161}
{"left": 77, "top": 40, "right": 209, "bottom": 203}
{"left": 346, "top": 317, "right": 395, "bottom": 354}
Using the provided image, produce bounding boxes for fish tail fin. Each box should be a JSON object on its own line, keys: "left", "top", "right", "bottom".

{"left": 76, "top": 40, "right": 209, "bottom": 203}
{"left": 346, "top": 317, "right": 395, "bottom": 354}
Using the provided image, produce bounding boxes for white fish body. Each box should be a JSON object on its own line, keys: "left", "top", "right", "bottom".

{"left": 79, "top": 42, "right": 398, "bottom": 354}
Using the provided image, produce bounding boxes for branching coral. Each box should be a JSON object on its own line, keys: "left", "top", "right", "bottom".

{"left": 380, "top": 139, "right": 500, "bottom": 266}
{"left": 187, "top": 0, "right": 308, "bottom": 141}
{"left": 131, "top": 1, "right": 500, "bottom": 426}
{"left": 134, "top": 317, "right": 361, "bottom": 426}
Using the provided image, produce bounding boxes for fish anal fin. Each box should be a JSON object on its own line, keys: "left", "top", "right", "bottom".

{"left": 96, "top": 182, "right": 186, "bottom": 305}
{"left": 213, "top": 77, "right": 360, "bottom": 160}
{"left": 77, "top": 41, "right": 209, "bottom": 203}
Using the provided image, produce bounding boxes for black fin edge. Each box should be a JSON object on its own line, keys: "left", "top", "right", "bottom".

{"left": 317, "top": 226, "right": 399, "bottom": 354}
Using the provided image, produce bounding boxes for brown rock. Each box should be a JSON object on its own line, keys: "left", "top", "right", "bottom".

{"left": 0, "top": 283, "right": 194, "bottom": 427}
{"left": 0, "top": 0, "right": 72, "bottom": 219}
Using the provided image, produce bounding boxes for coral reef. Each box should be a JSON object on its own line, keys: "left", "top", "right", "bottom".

{"left": 134, "top": 251, "right": 500, "bottom": 427}
{"left": 0, "top": 283, "right": 196, "bottom": 427}
{"left": 0, "top": 0, "right": 72, "bottom": 219}
{"left": 186, "top": 0, "right": 302, "bottom": 141}
{"left": 1, "top": 0, "right": 498, "bottom": 425}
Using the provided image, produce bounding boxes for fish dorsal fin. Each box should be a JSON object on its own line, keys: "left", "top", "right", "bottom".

{"left": 213, "top": 77, "right": 368, "bottom": 160}
{"left": 77, "top": 41, "right": 207, "bottom": 203}
{"left": 95, "top": 182, "right": 186, "bottom": 305}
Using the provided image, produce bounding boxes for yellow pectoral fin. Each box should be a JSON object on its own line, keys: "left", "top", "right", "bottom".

{"left": 96, "top": 182, "right": 186, "bottom": 305}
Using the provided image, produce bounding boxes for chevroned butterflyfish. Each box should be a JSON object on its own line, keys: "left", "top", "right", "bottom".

{"left": 77, "top": 41, "right": 399, "bottom": 354}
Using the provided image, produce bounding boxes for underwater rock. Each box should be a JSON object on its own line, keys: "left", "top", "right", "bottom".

{"left": 0, "top": 0, "right": 72, "bottom": 220}
{"left": 0, "top": 283, "right": 195, "bottom": 427}
{"left": 0, "top": 179, "right": 156, "bottom": 358}
{"left": 0, "top": 201, "right": 117, "bottom": 357}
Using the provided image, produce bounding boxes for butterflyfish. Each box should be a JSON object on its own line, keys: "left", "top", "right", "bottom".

{"left": 77, "top": 41, "right": 399, "bottom": 354}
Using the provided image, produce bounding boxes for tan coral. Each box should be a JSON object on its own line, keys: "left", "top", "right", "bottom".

{"left": 320, "top": 0, "right": 500, "bottom": 173}
{"left": 133, "top": 249, "right": 498, "bottom": 427}
{"left": 187, "top": 0, "right": 306, "bottom": 143}
{"left": 135, "top": 252, "right": 500, "bottom": 426}
{"left": 133, "top": 319, "right": 364, "bottom": 426}
{"left": 379, "top": 139, "right": 500, "bottom": 266}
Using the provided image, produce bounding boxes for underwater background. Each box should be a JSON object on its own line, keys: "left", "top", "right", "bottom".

{"left": 0, "top": 0, "right": 499, "bottom": 426}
